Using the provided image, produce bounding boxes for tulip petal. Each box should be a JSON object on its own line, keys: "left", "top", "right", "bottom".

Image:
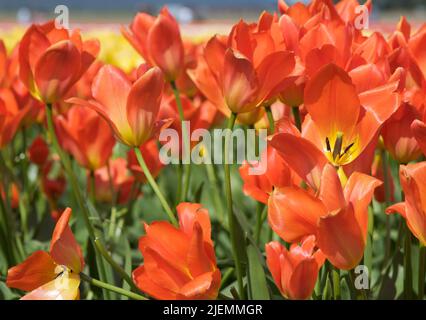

{"left": 126, "top": 67, "right": 164, "bottom": 146}
{"left": 317, "top": 204, "right": 365, "bottom": 270}
{"left": 50, "top": 208, "right": 84, "bottom": 273}
{"left": 288, "top": 258, "right": 319, "bottom": 300}
{"left": 304, "top": 63, "right": 360, "bottom": 145}
{"left": 268, "top": 187, "right": 328, "bottom": 243}
{"left": 268, "top": 133, "right": 328, "bottom": 190}
{"left": 179, "top": 271, "right": 219, "bottom": 299}
{"left": 412, "top": 119, "right": 426, "bottom": 157}
{"left": 319, "top": 164, "right": 346, "bottom": 212}
{"left": 177, "top": 203, "right": 212, "bottom": 243}
{"left": 7, "top": 251, "right": 57, "bottom": 292}
{"left": 344, "top": 172, "right": 382, "bottom": 238}
{"left": 222, "top": 49, "right": 258, "bottom": 114}
{"left": 132, "top": 265, "right": 178, "bottom": 300}
{"left": 21, "top": 273, "right": 80, "bottom": 300}
{"left": 34, "top": 40, "right": 81, "bottom": 103}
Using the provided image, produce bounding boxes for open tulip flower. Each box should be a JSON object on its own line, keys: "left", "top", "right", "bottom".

{"left": 266, "top": 235, "right": 325, "bottom": 300}
{"left": 68, "top": 65, "right": 170, "bottom": 147}
{"left": 133, "top": 203, "right": 221, "bottom": 300}
{"left": 19, "top": 21, "right": 99, "bottom": 104}
{"left": 268, "top": 164, "right": 381, "bottom": 269}
{"left": 6, "top": 208, "right": 83, "bottom": 300}
{"left": 269, "top": 63, "right": 401, "bottom": 189}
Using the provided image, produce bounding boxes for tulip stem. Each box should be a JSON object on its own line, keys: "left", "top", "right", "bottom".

{"left": 254, "top": 203, "right": 266, "bottom": 245}
{"left": 80, "top": 273, "right": 147, "bottom": 300}
{"left": 292, "top": 107, "right": 301, "bottom": 131}
{"left": 224, "top": 112, "right": 245, "bottom": 300}
{"left": 89, "top": 170, "right": 96, "bottom": 205}
{"left": 133, "top": 147, "right": 178, "bottom": 226}
{"left": 45, "top": 104, "right": 134, "bottom": 295}
{"left": 171, "top": 81, "right": 191, "bottom": 202}
{"left": 264, "top": 106, "right": 275, "bottom": 133}
{"left": 404, "top": 224, "right": 413, "bottom": 299}
{"left": 93, "top": 238, "right": 140, "bottom": 293}
{"left": 419, "top": 244, "right": 426, "bottom": 299}
{"left": 381, "top": 149, "right": 392, "bottom": 264}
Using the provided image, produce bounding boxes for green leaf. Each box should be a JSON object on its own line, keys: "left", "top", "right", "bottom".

{"left": 246, "top": 244, "right": 270, "bottom": 300}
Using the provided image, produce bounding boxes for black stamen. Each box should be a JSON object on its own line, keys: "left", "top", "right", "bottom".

{"left": 343, "top": 142, "right": 355, "bottom": 155}
{"left": 326, "top": 137, "right": 331, "bottom": 152}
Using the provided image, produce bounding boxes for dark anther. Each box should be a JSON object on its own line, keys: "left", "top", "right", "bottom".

{"left": 332, "top": 133, "right": 344, "bottom": 160}
{"left": 326, "top": 137, "right": 331, "bottom": 152}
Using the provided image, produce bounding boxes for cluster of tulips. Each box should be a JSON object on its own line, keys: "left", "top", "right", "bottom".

{"left": 0, "top": 0, "right": 425, "bottom": 300}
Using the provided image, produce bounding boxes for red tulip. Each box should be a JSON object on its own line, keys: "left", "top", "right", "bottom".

{"left": 266, "top": 235, "right": 325, "bottom": 300}
{"left": 68, "top": 65, "right": 169, "bottom": 147}
{"left": 55, "top": 105, "right": 115, "bottom": 170}
{"left": 122, "top": 7, "right": 184, "bottom": 82}
{"left": 28, "top": 136, "right": 50, "bottom": 167}
{"left": 382, "top": 103, "right": 423, "bottom": 163}
{"left": 19, "top": 21, "right": 99, "bottom": 104}
{"left": 133, "top": 203, "right": 221, "bottom": 300}
{"left": 7, "top": 208, "right": 84, "bottom": 300}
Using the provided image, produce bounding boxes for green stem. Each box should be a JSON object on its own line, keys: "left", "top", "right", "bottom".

{"left": 133, "top": 147, "right": 178, "bottom": 226}
{"left": 79, "top": 273, "right": 147, "bottom": 300}
{"left": 291, "top": 107, "right": 302, "bottom": 131}
{"left": 264, "top": 106, "right": 275, "bottom": 133}
{"left": 419, "top": 244, "right": 426, "bottom": 299}
{"left": 204, "top": 149, "right": 226, "bottom": 227}
{"left": 223, "top": 112, "right": 245, "bottom": 299}
{"left": 381, "top": 149, "right": 392, "bottom": 264}
{"left": 93, "top": 238, "right": 140, "bottom": 293}
{"left": 89, "top": 170, "right": 96, "bottom": 205}
{"left": 404, "top": 225, "right": 413, "bottom": 299}
{"left": 175, "top": 161, "right": 183, "bottom": 205}
{"left": 171, "top": 81, "right": 191, "bottom": 202}
{"left": 254, "top": 203, "right": 266, "bottom": 245}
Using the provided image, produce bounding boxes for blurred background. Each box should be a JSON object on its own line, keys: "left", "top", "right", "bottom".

{"left": 0, "top": 0, "right": 425, "bottom": 27}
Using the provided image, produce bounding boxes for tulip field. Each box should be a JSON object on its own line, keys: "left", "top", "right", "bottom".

{"left": 0, "top": 0, "right": 426, "bottom": 302}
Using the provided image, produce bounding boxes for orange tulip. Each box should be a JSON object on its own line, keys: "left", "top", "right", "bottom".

{"left": 188, "top": 20, "right": 295, "bottom": 115}
{"left": 93, "top": 158, "right": 138, "bottom": 205}
{"left": 387, "top": 162, "right": 426, "bottom": 245}
{"left": 55, "top": 105, "right": 115, "bottom": 170}
{"left": 122, "top": 7, "right": 184, "bottom": 82}
{"left": 268, "top": 164, "right": 381, "bottom": 269}
{"left": 7, "top": 208, "right": 83, "bottom": 300}
{"left": 0, "top": 88, "right": 30, "bottom": 148}
{"left": 68, "top": 65, "right": 169, "bottom": 147}
{"left": 266, "top": 235, "right": 325, "bottom": 300}
{"left": 382, "top": 103, "right": 423, "bottom": 163}
{"left": 269, "top": 63, "right": 401, "bottom": 189}
{"left": 133, "top": 203, "right": 221, "bottom": 300}
{"left": 239, "top": 146, "right": 294, "bottom": 204}
{"left": 19, "top": 20, "right": 99, "bottom": 104}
